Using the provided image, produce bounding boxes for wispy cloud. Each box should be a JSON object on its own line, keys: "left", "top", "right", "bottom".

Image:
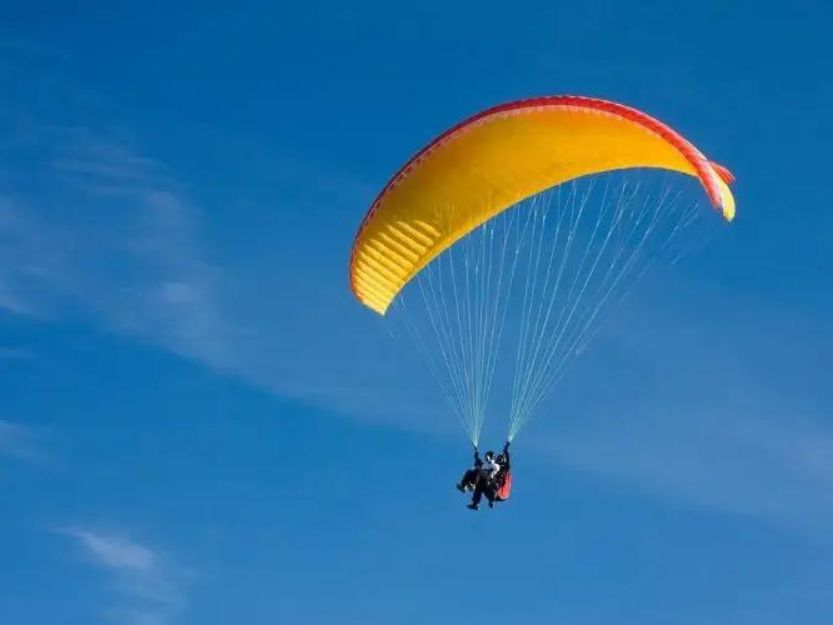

{"left": 1, "top": 39, "right": 231, "bottom": 371}
{"left": 541, "top": 300, "right": 833, "bottom": 536}
{"left": 0, "top": 43, "right": 388, "bottom": 420}
{"left": 69, "top": 529, "right": 156, "bottom": 571}
{"left": 0, "top": 121, "right": 237, "bottom": 371}
{"left": 550, "top": 404, "right": 833, "bottom": 534}
{"left": 52, "top": 127, "right": 178, "bottom": 197}
{"left": 61, "top": 528, "right": 187, "bottom": 625}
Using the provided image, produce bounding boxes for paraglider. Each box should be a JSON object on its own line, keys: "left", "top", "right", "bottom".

{"left": 456, "top": 443, "right": 512, "bottom": 511}
{"left": 349, "top": 96, "right": 735, "bottom": 509}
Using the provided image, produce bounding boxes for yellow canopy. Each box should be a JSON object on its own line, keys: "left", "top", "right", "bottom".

{"left": 350, "top": 96, "right": 735, "bottom": 314}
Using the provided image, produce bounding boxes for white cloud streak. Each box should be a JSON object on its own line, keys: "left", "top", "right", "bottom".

{"left": 61, "top": 528, "right": 187, "bottom": 625}
{"left": 550, "top": 405, "right": 833, "bottom": 534}
{"left": 0, "top": 126, "right": 237, "bottom": 372}
{"left": 66, "top": 529, "right": 156, "bottom": 572}
{"left": 537, "top": 300, "right": 833, "bottom": 536}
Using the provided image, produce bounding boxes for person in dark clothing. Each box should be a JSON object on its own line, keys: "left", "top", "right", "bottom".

{"left": 468, "top": 477, "right": 495, "bottom": 510}
{"left": 456, "top": 447, "right": 484, "bottom": 492}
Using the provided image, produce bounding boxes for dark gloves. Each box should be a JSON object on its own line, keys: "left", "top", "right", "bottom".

{"left": 503, "top": 441, "right": 510, "bottom": 453}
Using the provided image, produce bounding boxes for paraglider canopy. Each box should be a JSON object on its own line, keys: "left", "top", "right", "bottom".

{"left": 349, "top": 96, "right": 734, "bottom": 315}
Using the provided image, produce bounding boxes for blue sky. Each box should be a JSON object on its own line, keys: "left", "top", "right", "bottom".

{"left": 2, "top": 1, "right": 832, "bottom": 624}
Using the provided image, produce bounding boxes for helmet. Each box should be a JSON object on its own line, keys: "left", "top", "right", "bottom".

{"left": 496, "top": 454, "right": 506, "bottom": 464}
{"left": 485, "top": 451, "right": 495, "bottom": 461}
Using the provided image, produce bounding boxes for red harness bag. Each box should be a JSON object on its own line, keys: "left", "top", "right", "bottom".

{"left": 496, "top": 471, "right": 512, "bottom": 501}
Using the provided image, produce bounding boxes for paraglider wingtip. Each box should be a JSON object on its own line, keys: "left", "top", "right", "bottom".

{"left": 709, "top": 161, "right": 735, "bottom": 185}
